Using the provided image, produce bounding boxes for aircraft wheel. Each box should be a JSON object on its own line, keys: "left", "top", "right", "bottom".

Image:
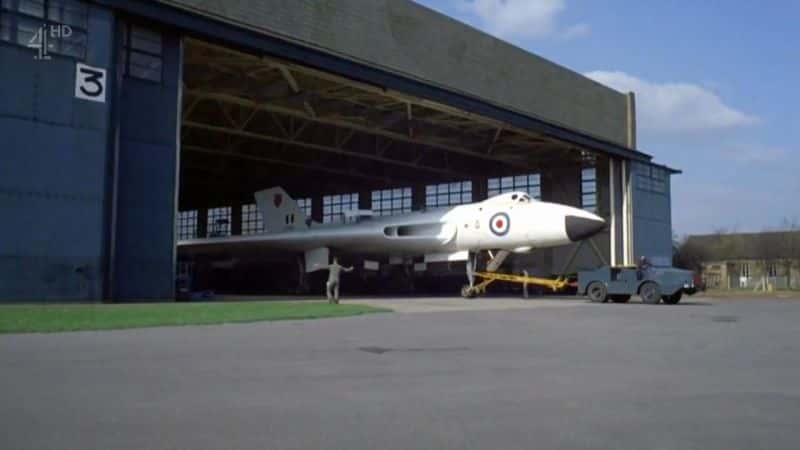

{"left": 662, "top": 292, "right": 682, "bottom": 305}
{"left": 639, "top": 281, "right": 662, "bottom": 304}
{"left": 610, "top": 295, "right": 631, "bottom": 303}
{"left": 586, "top": 282, "right": 608, "bottom": 303}
{"left": 461, "top": 285, "right": 477, "bottom": 299}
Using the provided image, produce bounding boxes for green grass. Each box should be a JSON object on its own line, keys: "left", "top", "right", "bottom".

{"left": 0, "top": 301, "right": 390, "bottom": 334}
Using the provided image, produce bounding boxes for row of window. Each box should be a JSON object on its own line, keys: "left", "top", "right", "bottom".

{"left": 121, "top": 22, "right": 163, "bottom": 83}
{"left": 372, "top": 188, "right": 412, "bottom": 217}
{"left": 1, "top": 0, "right": 88, "bottom": 59}
{"left": 581, "top": 167, "right": 597, "bottom": 213}
{"left": 177, "top": 170, "right": 600, "bottom": 239}
{"left": 0, "top": 1, "right": 165, "bottom": 83}
{"left": 177, "top": 199, "right": 313, "bottom": 239}
{"left": 425, "top": 181, "right": 472, "bottom": 208}
{"left": 322, "top": 193, "right": 359, "bottom": 224}
{"left": 739, "top": 263, "right": 780, "bottom": 279}
{"left": 632, "top": 162, "right": 668, "bottom": 194}
{"left": 488, "top": 174, "right": 541, "bottom": 199}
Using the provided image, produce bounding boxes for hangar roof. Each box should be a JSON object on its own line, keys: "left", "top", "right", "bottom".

{"left": 143, "top": 0, "right": 648, "bottom": 160}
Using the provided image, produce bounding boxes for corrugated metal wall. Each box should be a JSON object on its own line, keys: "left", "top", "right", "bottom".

{"left": 0, "top": 6, "right": 115, "bottom": 301}
{"left": 111, "top": 27, "right": 182, "bottom": 300}
{"left": 631, "top": 162, "right": 673, "bottom": 265}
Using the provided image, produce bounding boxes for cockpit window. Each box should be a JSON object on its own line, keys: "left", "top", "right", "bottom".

{"left": 511, "top": 194, "right": 518, "bottom": 200}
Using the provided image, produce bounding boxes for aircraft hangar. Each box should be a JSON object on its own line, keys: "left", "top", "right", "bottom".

{"left": 0, "top": 0, "right": 678, "bottom": 301}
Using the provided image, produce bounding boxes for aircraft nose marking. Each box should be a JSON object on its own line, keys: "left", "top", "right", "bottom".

{"left": 489, "top": 212, "right": 510, "bottom": 236}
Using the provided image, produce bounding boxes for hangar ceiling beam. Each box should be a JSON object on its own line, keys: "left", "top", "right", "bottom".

{"left": 183, "top": 145, "right": 392, "bottom": 183}
{"left": 276, "top": 64, "right": 317, "bottom": 118}
{"left": 183, "top": 120, "right": 463, "bottom": 178}
{"left": 185, "top": 39, "right": 566, "bottom": 155}
{"left": 184, "top": 90, "right": 532, "bottom": 170}
{"left": 487, "top": 127, "right": 503, "bottom": 154}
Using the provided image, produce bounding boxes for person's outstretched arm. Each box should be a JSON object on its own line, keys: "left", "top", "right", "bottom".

{"left": 345, "top": 266, "right": 354, "bottom": 272}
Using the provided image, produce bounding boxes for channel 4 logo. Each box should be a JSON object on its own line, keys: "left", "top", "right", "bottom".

{"left": 27, "top": 24, "right": 73, "bottom": 60}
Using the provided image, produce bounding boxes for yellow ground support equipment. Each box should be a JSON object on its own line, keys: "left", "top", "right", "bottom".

{"left": 461, "top": 272, "right": 572, "bottom": 298}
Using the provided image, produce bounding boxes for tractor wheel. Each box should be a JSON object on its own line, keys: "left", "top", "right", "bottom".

{"left": 610, "top": 295, "right": 631, "bottom": 303}
{"left": 639, "top": 281, "right": 662, "bottom": 305}
{"left": 662, "top": 291, "right": 682, "bottom": 305}
{"left": 586, "top": 282, "right": 608, "bottom": 303}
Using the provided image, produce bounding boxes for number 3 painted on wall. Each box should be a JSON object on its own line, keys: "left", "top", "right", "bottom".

{"left": 75, "top": 63, "right": 107, "bottom": 103}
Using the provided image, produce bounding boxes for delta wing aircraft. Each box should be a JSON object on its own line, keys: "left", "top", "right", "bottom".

{"left": 178, "top": 187, "right": 606, "bottom": 294}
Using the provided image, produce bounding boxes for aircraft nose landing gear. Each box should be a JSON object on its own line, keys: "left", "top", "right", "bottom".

{"left": 461, "top": 285, "right": 477, "bottom": 299}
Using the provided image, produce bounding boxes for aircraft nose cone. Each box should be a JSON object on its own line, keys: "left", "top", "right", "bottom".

{"left": 565, "top": 215, "right": 606, "bottom": 242}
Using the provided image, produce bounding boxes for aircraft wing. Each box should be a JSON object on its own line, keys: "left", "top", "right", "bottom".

{"left": 177, "top": 211, "right": 459, "bottom": 257}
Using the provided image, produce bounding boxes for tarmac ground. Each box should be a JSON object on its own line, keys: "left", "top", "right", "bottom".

{"left": 3, "top": 295, "right": 800, "bottom": 450}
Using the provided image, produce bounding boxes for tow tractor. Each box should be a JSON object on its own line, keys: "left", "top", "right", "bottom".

{"left": 577, "top": 265, "right": 696, "bottom": 304}
{"left": 461, "top": 265, "right": 696, "bottom": 305}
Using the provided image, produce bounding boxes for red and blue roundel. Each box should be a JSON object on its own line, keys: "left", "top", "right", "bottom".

{"left": 489, "top": 212, "right": 510, "bottom": 236}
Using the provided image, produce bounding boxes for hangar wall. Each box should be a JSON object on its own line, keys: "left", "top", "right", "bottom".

{"left": 631, "top": 162, "right": 674, "bottom": 265}
{"left": 112, "top": 28, "right": 183, "bottom": 300}
{"left": 0, "top": 5, "right": 115, "bottom": 301}
{"left": 154, "top": 0, "right": 630, "bottom": 147}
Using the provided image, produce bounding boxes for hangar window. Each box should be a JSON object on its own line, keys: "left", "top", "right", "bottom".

{"left": 488, "top": 174, "right": 541, "bottom": 199}
{"left": 241, "top": 203, "right": 264, "bottom": 235}
{"left": 740, "top": 263, "right": 751, "bottom": 279}
{"left": 768, "top": 263, "right": 778, "bottom": 278}
{"left": 425, "top": 181, "right": 472, "bottom": 208}
{"left": 0, "top": 0, "right": 88, "bottom": 59}
{"left": 177, "top": 210, "right": 197, "bottom": 240}
{"left": 121, "top": 22, "right": 163, "bottom": 83}
{"left": 372, "top": 188, "right": 412, "bottom": 216}
{"left": 207, "top": 207, "right": 231, "bottom": 237}
{"left": 296, "top": 198, "right": 312, "bottom": 217}
{"left": 633, "top": 162, "right": 668, "bottom": 194}
{"left": 323, "top": 193, "right": 359, "bottom": 224}
{"left": 581, "top": 167, "right": 597, "bottom": 213}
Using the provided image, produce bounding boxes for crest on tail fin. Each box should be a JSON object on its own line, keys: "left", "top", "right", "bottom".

{"left": 254, "top": 187, "right": 310, "bottom": 232}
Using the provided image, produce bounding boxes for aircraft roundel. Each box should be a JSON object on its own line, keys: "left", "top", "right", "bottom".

{"left": 489, "top": 212, "right": 510, "bottom": 236}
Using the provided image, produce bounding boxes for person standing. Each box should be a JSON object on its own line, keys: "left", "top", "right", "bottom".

{"left": 326, "top": 257, "right": 354, "bottom": 304}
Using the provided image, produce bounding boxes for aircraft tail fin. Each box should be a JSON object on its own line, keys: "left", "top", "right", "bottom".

{"left": 254, "top": 187, "right": 310, "bottom": 232}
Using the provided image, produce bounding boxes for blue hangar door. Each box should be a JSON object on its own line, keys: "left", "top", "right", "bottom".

{"left": 110, "top": 19, "right": 183, "bottom": 300}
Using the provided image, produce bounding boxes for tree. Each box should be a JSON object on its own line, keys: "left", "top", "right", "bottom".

{"left": 673, "top": 235, "right": 707, "bottom": 272}
{"left": 781, "top": 217, "right": 800, "bottom": 289}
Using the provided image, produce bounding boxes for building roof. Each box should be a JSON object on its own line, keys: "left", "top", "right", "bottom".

{"left": 149, "top": 0, "right": 635, "bottom": 149}
{"left": 686, "top": 231, "right": 800, "bottom": 261}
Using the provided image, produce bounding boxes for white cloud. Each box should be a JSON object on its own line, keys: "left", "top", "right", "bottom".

{"left": 459, "top": 0, "right": 589, "bottom": 40}
{"left": 584, "top": 70, "right": 759, "bottom": 133}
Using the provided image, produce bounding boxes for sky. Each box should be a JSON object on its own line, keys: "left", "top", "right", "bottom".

{"left": 413, "top": 0, "right": 800, "bottom": 236}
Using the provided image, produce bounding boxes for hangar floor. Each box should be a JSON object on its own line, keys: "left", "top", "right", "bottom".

{"left": 3, "top": 297, "right": 799, "bottom": 450}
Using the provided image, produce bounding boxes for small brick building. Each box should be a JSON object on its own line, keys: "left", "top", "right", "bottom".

{"left": 684, "top": 231, "right": 800, "bottom": 290}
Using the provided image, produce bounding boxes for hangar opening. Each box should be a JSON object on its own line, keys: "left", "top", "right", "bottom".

{"left": 176, "top": 38, "right": 627, "bottom": 296}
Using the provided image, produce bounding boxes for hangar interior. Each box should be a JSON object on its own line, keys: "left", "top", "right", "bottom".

{"left": 177, "top": 38, "right": 625, "bottom": 294}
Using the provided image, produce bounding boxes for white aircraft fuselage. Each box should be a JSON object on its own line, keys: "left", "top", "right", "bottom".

{"left": 178, "top": 191, "right": 606, "bottom": 258}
